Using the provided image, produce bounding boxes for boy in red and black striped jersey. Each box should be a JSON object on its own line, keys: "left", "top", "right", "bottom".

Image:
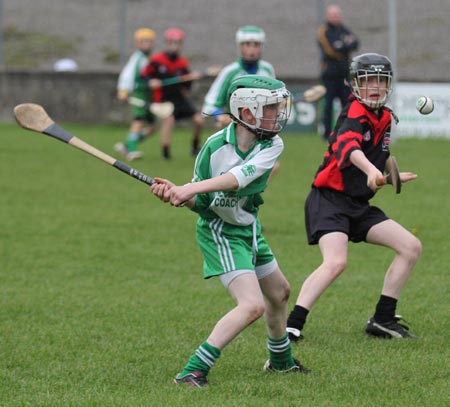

{"left": 287, "top": 53, "right": 422, "bottom": 341}
{"left": 141, "top": 28, "right": 204, "bottom": 159}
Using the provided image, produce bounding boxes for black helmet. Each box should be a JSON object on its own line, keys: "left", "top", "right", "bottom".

{"left": 349, "top": 53, "right": 393, "bottom": 109}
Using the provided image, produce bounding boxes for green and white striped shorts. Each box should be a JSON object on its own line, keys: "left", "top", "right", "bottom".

{"left": 196, "top": 217, "right": 277, "bottom": 282}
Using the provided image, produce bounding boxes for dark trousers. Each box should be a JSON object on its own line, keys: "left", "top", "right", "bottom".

{"left": 321, "top": 77, "right": 351, "bottom": 139}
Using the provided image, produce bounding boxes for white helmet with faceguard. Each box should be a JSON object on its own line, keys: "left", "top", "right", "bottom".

{"left": 227, "top": 75, "right": 292, "bottom": 140}
{"left": 235, "top": 25, "right": 266, "bottom": 44}
{"left": 349, "top": 53, "right": 394, "bottom": 109}
{"left": 235, "top": 25, "right": 266, "bottom": 65}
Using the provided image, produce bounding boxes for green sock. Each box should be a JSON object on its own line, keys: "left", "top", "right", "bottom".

{"left": 178, "top": 341, "right": 221, "bottom": 378}
{"left": 267, "top": 333, "right": 295, "bottom": 370}
{"left": 125, "top": 132, "right": 140, "bottom": 152}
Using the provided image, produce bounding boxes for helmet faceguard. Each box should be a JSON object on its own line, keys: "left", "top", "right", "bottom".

{"left": 228, "top": 75, "right": 292, "bottom": 140}
{"left": 349, "top": 53, "right": 394, "bottom": 109}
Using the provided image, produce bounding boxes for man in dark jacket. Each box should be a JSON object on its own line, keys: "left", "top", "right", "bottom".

{"left": 317, "top": 4, "right": 359, "bottom": 140}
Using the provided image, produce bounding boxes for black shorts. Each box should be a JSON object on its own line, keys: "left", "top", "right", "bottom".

{"left": 304, "top": 188, "right": 389, "bottom": 245}
{"left": 172, "top": 98, "right": 198, "bottom": 121}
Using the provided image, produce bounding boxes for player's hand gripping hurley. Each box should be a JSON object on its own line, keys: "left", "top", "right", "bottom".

{"left": 14, "top": 103, "right": 156, "bottom": 186}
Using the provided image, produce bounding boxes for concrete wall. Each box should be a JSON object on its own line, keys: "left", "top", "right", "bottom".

{"left": 4, "top": 0, "right": 450, "bottom": 82}
{"left": 2, "top": 70, "right": 126, "bottom": 124}
{"left": 0, "top": 70, "right": 313, "bottom": 125}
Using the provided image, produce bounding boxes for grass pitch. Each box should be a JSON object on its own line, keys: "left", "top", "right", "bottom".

{"left": 1, "top": 122, "right": 449, "bottom": 406}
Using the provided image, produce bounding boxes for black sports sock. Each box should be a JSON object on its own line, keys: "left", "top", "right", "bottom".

{"left": 162, "top": 145, "right": 171, "bottom": 159}
{"left": 287, "top": 305, "right": 309, "bottom": 330}
{"left": 373, "top": 295, "right": 397, "bottom": 323}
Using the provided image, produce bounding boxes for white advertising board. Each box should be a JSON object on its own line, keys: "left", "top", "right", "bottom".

{"left": 393, "top": 82, "right": 450, "bottom": 138}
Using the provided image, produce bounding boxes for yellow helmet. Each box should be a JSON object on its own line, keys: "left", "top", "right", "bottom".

{"left": 134, "top": 28, "right": 157, "bottom": 42}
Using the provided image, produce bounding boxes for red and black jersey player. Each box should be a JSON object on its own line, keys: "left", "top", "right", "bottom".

{"left": 141, "top": 28, "right": 204, "bottom": 159}
{"left": 287, "top": 53, "right": 422, "bottom": 342}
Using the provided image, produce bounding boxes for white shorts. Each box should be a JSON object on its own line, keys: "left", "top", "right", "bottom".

{"left": 219, "top": 258, "right": 279, "bottom": 288}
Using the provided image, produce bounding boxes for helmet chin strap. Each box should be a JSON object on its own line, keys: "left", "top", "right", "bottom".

{"left": 255, "top": 129, "right": 277, "bottom": 140}
{"left": 231, "top": 115, "right": 277, "bottom": 140}
{"left": 361, "top": 95, "right": 387, "bottom": 110}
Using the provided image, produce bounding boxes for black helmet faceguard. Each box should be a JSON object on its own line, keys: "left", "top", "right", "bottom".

{"left": 349, "top": 53, "right": 393, "bottom": 109}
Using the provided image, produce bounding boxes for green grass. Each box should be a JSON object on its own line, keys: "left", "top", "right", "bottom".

{"left": 1, "top": 122, "right": 449, "bottom": 406}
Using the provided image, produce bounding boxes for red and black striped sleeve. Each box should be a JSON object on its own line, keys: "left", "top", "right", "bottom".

{"left": 333, "top": 101, "right": 369, "bottom": 169}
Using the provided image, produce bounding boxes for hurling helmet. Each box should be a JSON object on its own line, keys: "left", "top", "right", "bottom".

{"left": 134, "top": 28, "right": 156, "bottom": 42}
{"left": 164, "top": 28, "right": 185, "bottom": 42}
{"left": 349, "top": 53, "right": 394, "bottom": 109}
{"left": 235, "top": 26, "right": 266, "bottom": 44}
{"left": 227, "top": 75, "right": 292, "bottom": 139}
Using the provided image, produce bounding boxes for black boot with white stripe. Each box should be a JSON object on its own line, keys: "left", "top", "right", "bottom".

{"left": 365, "top": 315, "right": 418, "bottom": 339}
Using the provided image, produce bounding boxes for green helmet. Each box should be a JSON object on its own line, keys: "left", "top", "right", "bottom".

{"left": 235, "top": 25, "right": 266, "bottom": 44}
{"left": 227, "top": 75, "right": 292, "bottom": 139}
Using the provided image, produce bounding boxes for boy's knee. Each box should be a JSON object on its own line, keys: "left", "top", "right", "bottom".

{"left": 245, "top": 302, "right": 265, "bottom": 323}
{"left": 193, "top": 113, "right": 204, "bottom": 126}
{"left": 407, "top": 236, "right": 422, "bottom": 264}
{"left": 324, "top": 258, "right": 347, "bottom": 278}
{"left": 280, "top": 280, "right": 291, "bottom": 303}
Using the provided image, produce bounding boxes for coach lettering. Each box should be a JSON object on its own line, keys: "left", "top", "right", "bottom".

{"left": 213, "top": 197, "right": 238, "bottom": 208}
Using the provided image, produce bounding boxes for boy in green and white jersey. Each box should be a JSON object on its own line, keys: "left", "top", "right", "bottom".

{"left": 202, "top": 26, "right": 275, "bottom": 129}
{"left": 115, "top": 28, "right": 157, "bottom": 161}
{"left": 151, "top": 75, "right": 310, "bottom": 388}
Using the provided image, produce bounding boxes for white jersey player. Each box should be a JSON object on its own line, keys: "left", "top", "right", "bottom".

{"left": 151, "top": 75, "right": 310, "bottom": 388}
{"left": 202, "top": 26, "right": 275, "bottom": 129}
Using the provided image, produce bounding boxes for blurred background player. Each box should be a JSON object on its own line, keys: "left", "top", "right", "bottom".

{"left": 286, "top": 53, "right": 421, "bottom": 343}
{"left": 115, "top": 28, "right": 157, "bottom": 160}
{"left": 202, "top": 25, "right": 275, "bottom": 129}
{"left": 317, "top": 4, "right": 359, "bottom": 140}
{"left": 150, "top": 75, "right": 309, "bottom": 388}
{"left": 202, "top": 25, "right": 280, "bottom": 182}
{"left": 141, "top": 28, "right": 203, "bottom": 160}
